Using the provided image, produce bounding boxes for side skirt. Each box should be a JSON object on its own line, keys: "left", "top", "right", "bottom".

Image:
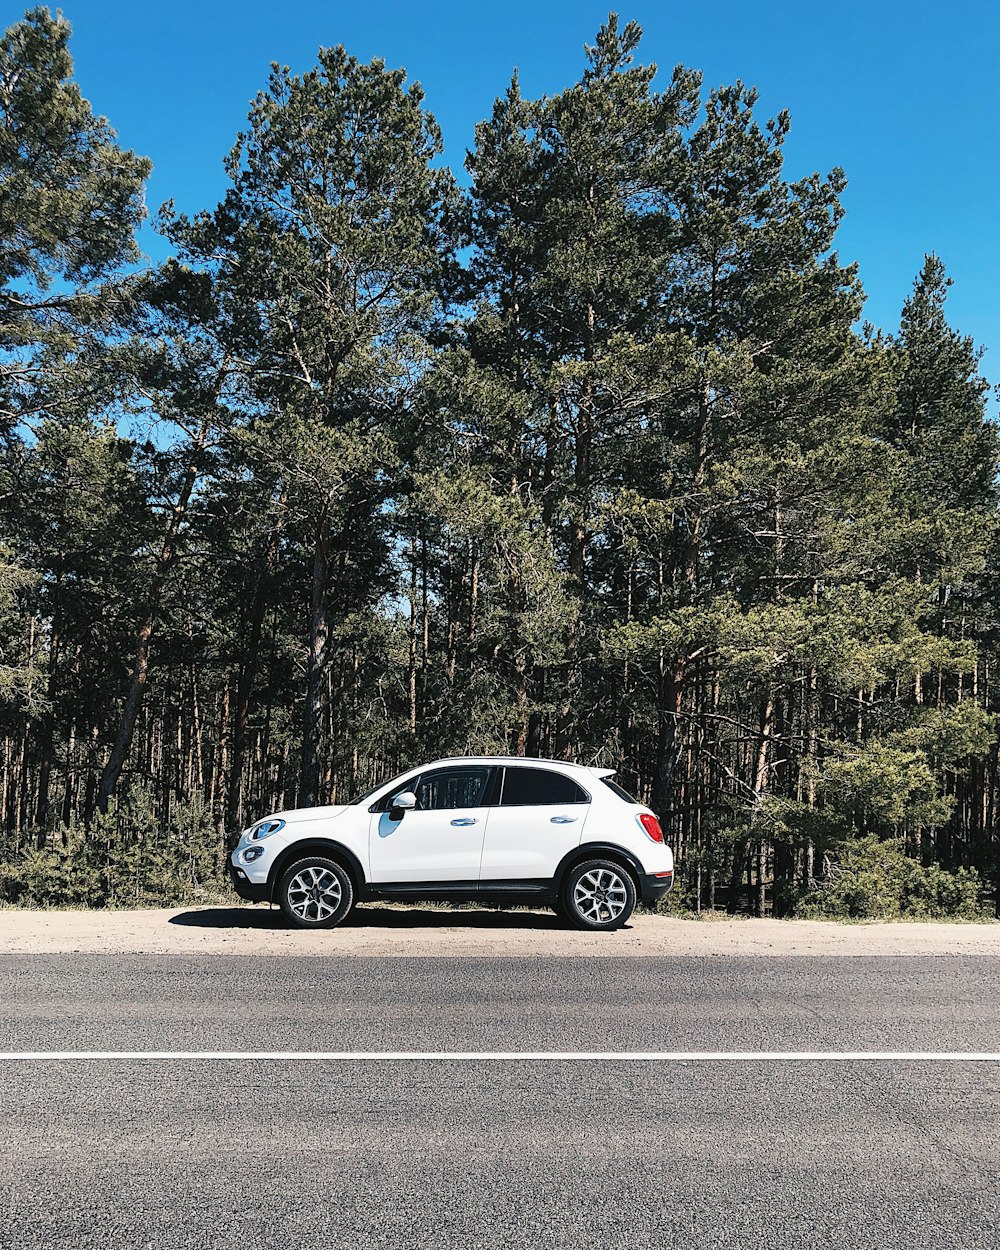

{"left": 363, "top": 879, "right": 553, "bottom": 906}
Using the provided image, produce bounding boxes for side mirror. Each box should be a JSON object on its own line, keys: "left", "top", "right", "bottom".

{"left": 390, "top": 791, "right": 417, "bottom": 816}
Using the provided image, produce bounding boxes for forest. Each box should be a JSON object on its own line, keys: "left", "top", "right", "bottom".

{"left": 1, "top": 6, "right": 997, "bottom": 917}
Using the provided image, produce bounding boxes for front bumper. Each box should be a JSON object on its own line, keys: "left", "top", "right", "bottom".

{"left": 639, "top": 870, "right": 674, "bottom": 905}
{"left": 228, "top": 861, "right": 271, "bottom": 903}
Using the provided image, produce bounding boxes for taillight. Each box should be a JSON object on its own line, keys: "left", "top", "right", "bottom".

{"left": 638, "top": 812, "right": 664, "bottom": 843}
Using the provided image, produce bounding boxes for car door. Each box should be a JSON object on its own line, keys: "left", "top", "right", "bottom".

{"left": 478, "top": 765, "right": 591, "bottom": 883}
{"left": 368, "top": 764, "right": 496, "bottom": 884}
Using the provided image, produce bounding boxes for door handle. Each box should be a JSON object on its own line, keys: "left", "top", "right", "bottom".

{"left": 550, "top": 816, "right": 578, "bottom": 824}
{"left": 450, "top": 817, "right": 478, "bottom": 826}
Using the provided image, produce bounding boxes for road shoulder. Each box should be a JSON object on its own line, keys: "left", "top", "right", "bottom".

{"left": 1, "top": 905, "right": 999, "bottom": 957}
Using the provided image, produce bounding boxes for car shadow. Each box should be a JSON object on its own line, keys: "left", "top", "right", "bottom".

{"left": 169, "top": 907, "right": 287, "bottom": 930}
{"left": 168, "top": 905, "right": 574, "bottom": 931}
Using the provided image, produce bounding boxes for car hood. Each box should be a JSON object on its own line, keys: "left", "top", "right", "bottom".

{"left": 269, "top": 803, "right": 354, "bottom": 825}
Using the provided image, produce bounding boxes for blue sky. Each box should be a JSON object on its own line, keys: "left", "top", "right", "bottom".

{"left": 49, "top": 0, "right": 1000, "bottom": 378}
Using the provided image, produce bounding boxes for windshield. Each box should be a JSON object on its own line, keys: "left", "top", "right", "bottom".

{"left": 346, "top": 768, "right": 414, "bottom": 806}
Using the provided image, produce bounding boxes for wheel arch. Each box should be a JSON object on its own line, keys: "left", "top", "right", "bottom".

{"left": 553, "top": 842, "right": 644, "bottom": 893}
{"left": 267, "top": 839, "right": 366, "bottom": 900}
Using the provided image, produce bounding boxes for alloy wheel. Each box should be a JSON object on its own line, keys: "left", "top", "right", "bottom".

{"left": 286, "top": 865, "right": 343, "bottom": 923}
{"left": 572, "top": 867, "right": 629, "bottom": 924}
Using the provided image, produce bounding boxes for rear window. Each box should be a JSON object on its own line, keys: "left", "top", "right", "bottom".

{"left": 601, "top": 777, "right": 638, "bottom": 803}
{"left": 500, "top": 767, "right": 589, "bottom": 806}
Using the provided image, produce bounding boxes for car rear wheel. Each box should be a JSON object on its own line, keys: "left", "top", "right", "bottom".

{"left": 560, "top": 859, "right": 636, "bottom": 930}
{"left": 278, "top": 856, "right": 354, "bottom": 929}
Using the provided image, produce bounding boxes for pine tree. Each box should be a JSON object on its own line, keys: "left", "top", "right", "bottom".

{"left": 0, "top": 6, "right": 149, "bottom": 832}
{"left": 166, "top": 46, "right": 458, "bottom": 808}
{"left": 460, "top": 16, "right": 700, "bottom": 758}
{"left": 0, "top": 6, "right": 150, "bottom": 428}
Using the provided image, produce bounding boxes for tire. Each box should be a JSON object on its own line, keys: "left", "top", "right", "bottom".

{"left": 560, "top": 858, "right": 636, "bottom": 931}
{"left": 277, "top": 856, "right": 354, "bottom": 929}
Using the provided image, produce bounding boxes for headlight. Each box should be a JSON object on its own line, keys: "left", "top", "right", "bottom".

{"left": 250, "top": 818, "right": 286, "bottom": 840}
{"left": 242, "top": 845, "right": 265, "bottom": 863}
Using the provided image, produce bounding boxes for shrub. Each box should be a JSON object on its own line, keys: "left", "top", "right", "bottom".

{"left": 0, "top": 786, "right": 228, "bottom": 908}
{"left": 796, "top": 836, "right": 986, "bottom": 921}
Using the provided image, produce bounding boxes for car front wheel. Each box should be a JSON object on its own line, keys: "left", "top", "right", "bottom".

{"left": 560, "top": 859, "right": 636, "bottom": 930}
{"left": 278, "top": 857, "right": 354, "bottom": 929}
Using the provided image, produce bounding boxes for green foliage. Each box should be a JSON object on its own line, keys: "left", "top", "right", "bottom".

{"left": 0, "top": 787, "right": 224, "bottom": 908}
{"left": 797, "top": 837, "right": 986, "bottom": 921}
{"left": 820, "top": 740, "right": 952, "bottom": 829}
{"left": 0, "top": 7, "right": 150, "bottom": 742}
{"left": 164, "top": 42, "right": 457, "bottom": 425}
{"left": 888, "top": 701, "right": 996, "bottom": 763}
{"left": 814, "top": 704, "right": 995, "bottom": 833}
{"left": 0, "top": 550, "right": 42, "bottom": 710}
{"left": 0, "top": 6, "right": 150, "bottom": 427}
{"left": 0, "top": 7, "right": 149, "bottom": 284}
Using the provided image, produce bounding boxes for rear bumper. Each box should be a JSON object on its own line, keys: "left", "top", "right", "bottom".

{"left": 639, "top": 870, "right": 674, "bottom": 905}
{"left": 228, "top": 861, "right": 270, "bottom": 903}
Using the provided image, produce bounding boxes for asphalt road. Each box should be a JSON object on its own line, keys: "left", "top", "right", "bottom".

{"left": 2, "top": 1058, "right": 998, "bottom": 1249}
{"left": 0, "top": 953, "right": 999, "bottom": 1051}
{"left": 2, "top": 955, "right": 999, "bottom": 1248}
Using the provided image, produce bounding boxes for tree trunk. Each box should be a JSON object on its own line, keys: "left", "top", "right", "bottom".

{"left": 651, "top": 657, "right": 685, "bottom": 818}
{"left": 96, "top": 429, "right": 206, "bottom": 815}
{"left": 298, "top": 510, "right": 331, "bottom": 809}
{"left": 751, "top": 694, "right": 775, "bottom": 918}
{"left": 227, "top": 497, "right": 287, "bottom": 833}
{"left": 34, "top": 589, "right": 62, "bottom": 836}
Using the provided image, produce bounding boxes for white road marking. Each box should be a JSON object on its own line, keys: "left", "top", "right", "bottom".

{"left": 1, "top": 1051, "right": 1000, "bottom": 1061}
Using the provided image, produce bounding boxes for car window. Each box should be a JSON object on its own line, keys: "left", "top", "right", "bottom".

{"left": 500, "top": 767, "right": 589, "bottom": 806}
{"left": 601, "top": 777, "right": 637, "bottom": 803}
{"left": 413, "top": 767, "right": 492, "bottom": 811}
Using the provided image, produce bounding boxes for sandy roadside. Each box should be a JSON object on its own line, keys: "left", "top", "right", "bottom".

{"left": 1, "top": 904, "right": 999, "bottom": 957}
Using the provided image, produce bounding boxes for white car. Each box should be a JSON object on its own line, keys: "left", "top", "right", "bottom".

{"left": 228, "top": 756, "right": 674, "bottom": 930}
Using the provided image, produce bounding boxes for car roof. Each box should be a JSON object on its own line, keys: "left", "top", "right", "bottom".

{"left": 422, "top": 756, "right": 615, "bottom": 777}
